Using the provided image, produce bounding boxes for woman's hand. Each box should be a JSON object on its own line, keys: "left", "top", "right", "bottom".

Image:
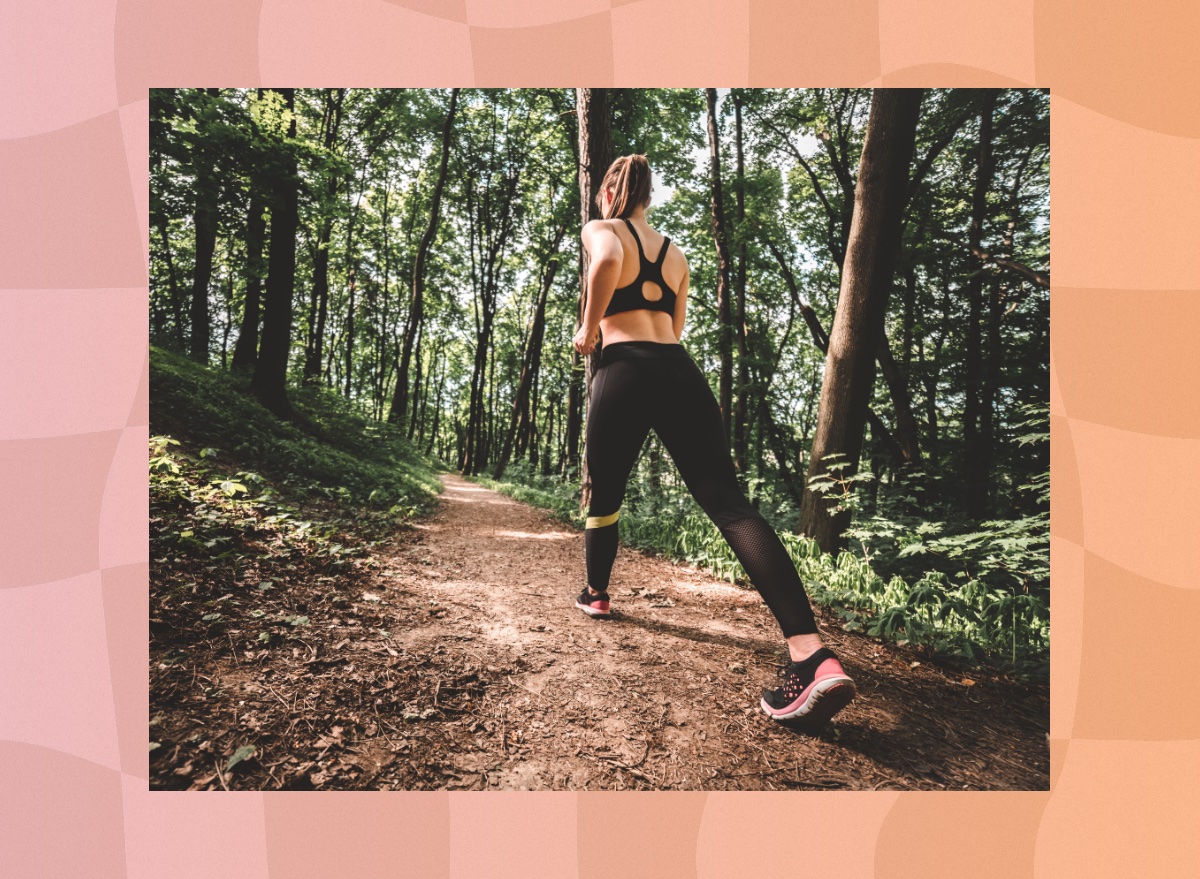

{"left": 573, "top": 323, "right": 600, "bottom": 355}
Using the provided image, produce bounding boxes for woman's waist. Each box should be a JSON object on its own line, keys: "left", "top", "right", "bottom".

{"left": 598, "top": 339, "right": 690, "bottom": 365}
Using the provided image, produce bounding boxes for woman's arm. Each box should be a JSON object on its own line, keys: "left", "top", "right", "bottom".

{"left": 576, "top": 220, "right": 623, "bottom": 354}
{"left": 672, "top": 259, "right": 690, "bottom": 341}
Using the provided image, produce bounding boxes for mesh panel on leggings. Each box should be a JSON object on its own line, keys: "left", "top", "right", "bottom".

{"left": 585, "top": 523, "right": 620, "bottom": 591}
{"left": 718, "top": 515, "right": 818, "bottom": 637}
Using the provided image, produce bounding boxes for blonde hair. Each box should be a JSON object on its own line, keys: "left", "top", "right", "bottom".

{"left": 595, "top": 154, "right": 652, "bottom": 219}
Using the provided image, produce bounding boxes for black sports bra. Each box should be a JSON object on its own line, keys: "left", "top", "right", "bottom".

{"left": 603, "top": 218, "right": 678, "bottom": 318}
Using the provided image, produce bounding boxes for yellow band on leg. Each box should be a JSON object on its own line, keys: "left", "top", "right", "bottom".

{"left": 585, "top": 510, "right": 620, "bottom": 529}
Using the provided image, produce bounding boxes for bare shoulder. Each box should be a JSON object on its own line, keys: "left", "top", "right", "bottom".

{"left": 581, "top": 218, "right": 616, "bottom": 242}
{"left": 582, "top": 219, "right": 623, "bottom": 261}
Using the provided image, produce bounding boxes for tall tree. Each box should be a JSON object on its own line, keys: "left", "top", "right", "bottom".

{"left": 189, "top": 87, "right": 222, "bottom": 363}
{"left": 230, "top": 186, "right": 266, "bottom": 373}
{"left": 732, "top": 90, "right": 750, "bottom": 471}
{"left": 391, "top": 88, "right": 459, "bottom": 426}
{"left": 705, "top": 88, "right": 735, "bottom": 446}
{"left": 797, "top": 88, "right": 924, "bottom": 551}
{"left": 494, "top": 220, "right": 568, "bottom": 478}
{"left": 250, "top": 88, "right": 300, "bottom": 418}
{"left": 962, "top": 91, "right": 997, "bottom": 517}
{"left": 460, "top": 93, "right": 525, "bottom": 473}
{"left": 574, "top": 87, "right": 611, "bottom": 507}
{"left": 303, "top": 88, "right": 348, "bottom": 386}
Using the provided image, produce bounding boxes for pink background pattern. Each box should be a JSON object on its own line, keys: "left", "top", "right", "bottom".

{"left": 2, "top": 0, "right": 1198, "bottom": 874}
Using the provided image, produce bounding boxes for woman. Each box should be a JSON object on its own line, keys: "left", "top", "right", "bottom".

{"left": 573, "top": 154, "right": 856, "bottom": 729}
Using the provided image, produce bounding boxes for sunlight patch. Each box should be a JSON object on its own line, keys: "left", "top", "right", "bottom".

{"left": 493, "top": 529, "right": 573, "bottom": 540}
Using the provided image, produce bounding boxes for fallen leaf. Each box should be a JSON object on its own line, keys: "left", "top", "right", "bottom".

{"left": 225, "top": 744, "right": 257, "bottom": 772}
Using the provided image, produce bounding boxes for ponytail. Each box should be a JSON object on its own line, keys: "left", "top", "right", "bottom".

{"left": 595, "top": 154, "right": 652, "bottom": 219}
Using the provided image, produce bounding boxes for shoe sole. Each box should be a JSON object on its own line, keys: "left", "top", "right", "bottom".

{"left": 575, "top": 600, "right": 612, "bottom": 619}
{"left": 761, "top": 677, "right": 856, "bottom": 732}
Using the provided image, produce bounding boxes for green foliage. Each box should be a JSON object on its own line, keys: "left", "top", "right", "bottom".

{"left": 805, "top": 452, "right": 876, "bottom": 519}
{"left": 844, "top": 403, "right": 1050, "bottom": 678}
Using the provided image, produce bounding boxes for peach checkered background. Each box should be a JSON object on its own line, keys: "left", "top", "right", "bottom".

{"left": 1, "top": 0, "right": 1197, "bottom": 875}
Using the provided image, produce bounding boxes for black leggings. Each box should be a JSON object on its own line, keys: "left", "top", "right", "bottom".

{"left": 584, "top": 341, "right": 819, "bottom": 637}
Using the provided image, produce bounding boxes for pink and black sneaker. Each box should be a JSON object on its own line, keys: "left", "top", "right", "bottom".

{"left": 760, "top": 647, "right": 856, "bottom": 730}
{"left": 575, "top": 587, "right": 612, "bottom": 618}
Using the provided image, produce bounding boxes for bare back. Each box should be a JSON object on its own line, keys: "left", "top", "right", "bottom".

{"left": 596, "top": 218, "right": 689, "bottom": 344}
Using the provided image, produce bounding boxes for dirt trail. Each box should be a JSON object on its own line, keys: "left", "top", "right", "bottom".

{"left": 353, "top": 473, "right": 1048, "bottom": 790}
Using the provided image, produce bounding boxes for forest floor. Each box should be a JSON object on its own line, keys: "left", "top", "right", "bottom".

{"left": 151, "top": 473, "right": 1049, "bottom": 791}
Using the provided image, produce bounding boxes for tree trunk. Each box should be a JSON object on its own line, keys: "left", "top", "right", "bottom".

{"left": 426, "top": 352, "right": 443, "bottom": 458}
{"left": 155, "top": 216, "right": 187, "bottom": 350}
{"left": 575, "top": 87, "right": 611, "bottom": 508}
{"left": 219, "top": 259, "right": 234, "bottom": 368}
{"left": 407, "top": 318, "right": 424, "bottom": 439}
{"left": 705, "top": 88, "right": 734, "bottom": 447}
{"left": 797, "top": 88, "right": 924, "bottom": 552}
{"left": 305, "top": 217, "right": 334, "bottom": 384}
{"left": 732, "top": 91, "right": 750, "bottom": 472}
{"left": 189, "top": 88, "right": 221, "bottom": 364}
{"left": 876, "top": 341, "right": 921, "bottom": 464}
{"left": 231, "top": 188, "right": 266, "bottom": 373}
{"left": 392, "top": 88, "right": 459, "bottom": 426}
{"left": 494, "top": 222, "right": 568, "bottom": 478}
{"left": 462, "top": 128, "right": 521, "bottom": 474}
{"left": 250, "top": 88, "right": 299, "bottom": 419}
{"left": 344, "top": 266, "right": 356, "bottom": 398}
{"left": 962, "top": 91, "right": 997, "bottom": 518}
{"left": 763, "top": 408, "right": 805, "bottom": 507}
{"left": 765, "top": 239, "right": 906, "bottom": 468}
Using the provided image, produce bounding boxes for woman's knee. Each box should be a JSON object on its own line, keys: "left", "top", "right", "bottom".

{"left": 689, "top": 482, "right": 761, "bottom": 529}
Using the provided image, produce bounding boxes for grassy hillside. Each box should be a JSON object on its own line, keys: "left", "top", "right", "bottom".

{"left": 150, "top": 346, "right": 444, "bottom": 510}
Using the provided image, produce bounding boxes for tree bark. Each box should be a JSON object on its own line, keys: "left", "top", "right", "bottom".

{"left": 250, "top": 88, "right": 299, "bottom": 419}
{"left": 875, "top": 342, "right": 921, "bottom": 464}
{"left": 796, "top": 88, "right": 924, "bottom": 552}
{"left": 575, "top": 87, "right": 611, "bottom": 509}
{"left": 344, "top": 265, "right": 356, "bottom": 398}
{"left": 462, "top": 123, "right": 522, "bottom": 474}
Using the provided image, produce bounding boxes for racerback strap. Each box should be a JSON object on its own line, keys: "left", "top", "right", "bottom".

{"left": 621, "top": 218, "right": 648, "bottom": 262}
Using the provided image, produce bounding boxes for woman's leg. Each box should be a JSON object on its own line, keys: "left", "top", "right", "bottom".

{"left": 583, "top": 359, "right": 653, "bottom": 593}
{"left": 651, "top": 357, "right": 821, "bottom": 641}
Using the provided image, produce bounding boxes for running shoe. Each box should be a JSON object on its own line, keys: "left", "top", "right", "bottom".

{"left": 760, "top": 646, "right": 856, "bottom": 730}
{"left": 575, "top": 587, "right": 612, "bottom": 618}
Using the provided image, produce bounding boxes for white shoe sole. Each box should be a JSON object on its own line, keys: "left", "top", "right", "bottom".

{"left": 575, "top": 600, "right": 611, "bottom": 618}
{"left": 761, "top": 676, "right": 856, "bottom": 724}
